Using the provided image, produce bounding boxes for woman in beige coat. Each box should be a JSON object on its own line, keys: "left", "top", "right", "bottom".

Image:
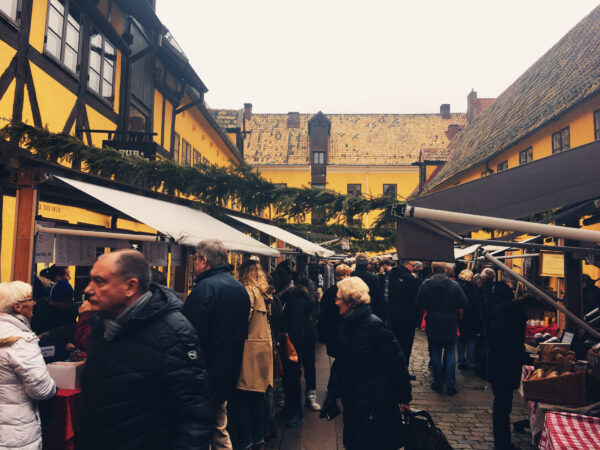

{"left": 233, "top": 260, "right": 273, "bottom": 450}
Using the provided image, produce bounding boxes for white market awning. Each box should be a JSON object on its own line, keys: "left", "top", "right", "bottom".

{"left": 55, "top": 176, "right": 280, "bottom": 257}
{"left": 227, "top": 214, "right": 335, "bottom": 258}
{"left": 454, "top": 244, "right": 480, "bottom": 260}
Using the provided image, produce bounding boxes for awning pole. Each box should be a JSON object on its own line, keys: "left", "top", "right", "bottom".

{"left": 36, "top": 225, "right": 165, "bottom": 242}
{"left": 463, "top": 238, "right": 600, "bottom": 256}
{"left": 403, "top": 205, "right": 600, "bottom": 243}
{"left": 483, "top": 252, "right": 600, "bottom": 340}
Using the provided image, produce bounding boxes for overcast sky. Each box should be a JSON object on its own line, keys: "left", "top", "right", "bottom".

{"left": 156, "top": 1, "right": 599, "bottom": 114}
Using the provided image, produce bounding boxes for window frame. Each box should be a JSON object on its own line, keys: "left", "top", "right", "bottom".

{"left": 519, "top": 147, "right": 533, "bottom": 165}
{"left": 172, "top": 132, "right": 180, "bottom": 163}
{"left": 552, "top": 126, "right": 570, "bottom": 154}
{"left": 594, "top": 109, "right": 600, "bottom": 141}
{"left": 0, "top": 0, "right": 20, "bottom": 25}
{"left": 312, "top": 151, "right": 326, "bottom": 165}
{"left": 181, "top": 139, "right": 191, "bottom": 165}
{"left": 383, "top": 184, "right": 397, "bottom": 198}
{"left": 496, "top": 160, "right": 508, "bottom": 172}
{"left": 88, "top": 30, "right": 116, "bottom": 104}
{"left": 44, "top": 0, "right": 82, "bottom": 76}
{"left": 347, "top": 184, "right": 361, "bottom": 197}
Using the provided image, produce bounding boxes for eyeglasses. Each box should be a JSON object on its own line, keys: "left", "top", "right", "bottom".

{"left": 17, "top": 298, "right": 35, "bottom": 303}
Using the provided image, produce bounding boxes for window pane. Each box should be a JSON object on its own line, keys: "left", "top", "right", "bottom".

{"left": 552, "top": 133, "right": 561, "bottom": 152}
{"left": 0, "top": 0, "right": 19, "bottom": 20}
{"left": 102, "top": 80, "right": 113, "bottom": 99}
{"left": 562, "top": 128, "right": 570, "bottom": 150}
{"left": 48, "top": 6, "right": 64, "bottom": 34}
{"left": 102, "top": 62, "right": 113, "bottom": 83}
{"left": 88, "top": 70, "right": 100, "bottom": 93}
{"left": 104, "top": 41, "right": 115, "bottom": 60}
{"left": 89, "top": 47, "right": 101, "bottom": 71}
{"left": 67, "top": 3, "right": 80, "bottom": 30}
{"left": 66, "top": 23, "right": 79, "bottom": 50}
{"left": 90, "top": 32, "right": 102, "bottom": 48}
{"left": 63, "top": 46, "right": 77, "bottom": 72}
{"left": 50, "top": 0, "right": 64, "bottom": 15}
{"left": 46, "top": 31, "right": 62, "bottom": 59}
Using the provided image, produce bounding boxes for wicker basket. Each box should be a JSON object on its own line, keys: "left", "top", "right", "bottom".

{"left": 523, "top": 370, "right": 587, "bottom": 406}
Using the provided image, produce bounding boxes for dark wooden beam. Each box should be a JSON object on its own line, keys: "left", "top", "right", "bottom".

{"left": 0, "top": 57, "right": 16, "bottom": 101}
{"left": 24, "top": 62, "right": 42, "bottom": 127}
{"left": 12, "top": 0, "right": 33, "bottom": 124}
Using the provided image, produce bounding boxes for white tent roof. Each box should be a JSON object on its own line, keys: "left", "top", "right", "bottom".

{"left": 227, "top": 214, "right": 335, "bottom": 258}
{"left": 56, "top": 176, "right": 280, "bottom": 257}
{"left": 454, "top": 244, "right": 481, "bottom": 260}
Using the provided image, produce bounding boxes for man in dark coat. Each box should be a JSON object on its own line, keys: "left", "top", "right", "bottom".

{"left": 583, "top": 274, "right": 600, "bottom": 315}
{"left": 457, "top": 270, "right": 483, "bottom": 370}
{"left": 273, "top": 267, "right": 316, "bottom": 427}
{"left": 318, "top": 264, "right": 352, "bottom": 358}
{"left": 322, "top": 277, "right": 412, "bottom": 450}
{"left": 78, "top": 250, "right": 212, "bottom": 450}
{"left": 487, "top": 294, "right": 539, "bottom": 450}
{"left": 415, "top": 262, "right": 467, "bottom": 395}
{"left": 183, "top": 239, "right": 250, "bottom": 449}
{"left": 352, "top": 253, "right": 385, "bottom": 320}
{"left": 382, "top": 260, "right": 421, "bottom": 378}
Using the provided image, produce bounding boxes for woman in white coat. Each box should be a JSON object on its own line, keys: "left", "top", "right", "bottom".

{"left": 0, "top": 281, "right": 57, "bottom": 450}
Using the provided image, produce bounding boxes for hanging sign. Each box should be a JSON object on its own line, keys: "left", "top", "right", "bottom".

{"left": 55, "top": 235, "right": 79, "bottom": 266}
{"left": 539, "top": 251, "right": 564, "bottom": 277}
{"left": 35, "top": 221, "right": 55, "bottom": 263}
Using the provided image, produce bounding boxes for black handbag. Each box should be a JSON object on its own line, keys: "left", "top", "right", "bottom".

{"left": 403, "top": 409, "right": 453, "bottom": 450}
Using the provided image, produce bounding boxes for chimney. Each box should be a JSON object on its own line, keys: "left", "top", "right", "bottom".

{"left": 440, "top": 104, "right": 451, "bottom": 119}
{"left": 446, "top": 124, "right": 464, "bottom": 140}
{"left": 243, "top": 103, "right": 253, "bottom": 121}
{"left": 287, "top": 112, "right": 300, "bottom": 128}
{"left": 467, "top": 90, "right": 478, "bottom": 123}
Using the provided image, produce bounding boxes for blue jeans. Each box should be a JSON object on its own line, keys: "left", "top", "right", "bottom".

{"left": 430, "top": 342, "right": 456, "bottom": 389}
{"left": 232, "top": 390, "right": 265, "bottom": 449}
{"left": 457, "top": 337, "right": 476, "bottom": 368}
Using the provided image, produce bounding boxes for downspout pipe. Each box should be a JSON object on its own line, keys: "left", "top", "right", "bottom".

{"left": 483, "top": 252, "right": 600, "bottom": 340}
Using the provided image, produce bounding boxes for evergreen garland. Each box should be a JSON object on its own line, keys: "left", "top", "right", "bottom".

{"left": 1, "top": 123, "right": 401, "bottom": 253}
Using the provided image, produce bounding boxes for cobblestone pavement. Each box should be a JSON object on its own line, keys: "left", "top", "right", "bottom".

{"left": 266, "top": 329, "right": 536, "bottom": 450}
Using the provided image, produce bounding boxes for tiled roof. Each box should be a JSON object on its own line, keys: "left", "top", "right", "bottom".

{"left": 243, "top": 113, "right": 467, "bottom": 166}
{"left": 469, "top": 98, "right": 495, "bottom": 118}
{"left": 425, "top": 5, "right": 600, "bottom": 192}
{"left": 209, "top": 109, "right": 242, "bottom": 130}
{"left": 421, "top": 148, "right": 450, "bottom": 162}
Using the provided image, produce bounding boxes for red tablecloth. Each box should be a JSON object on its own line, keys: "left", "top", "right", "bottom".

{"left": 526, "top": 323, "right": 558, "bottom": 337}
{"left": 42, "top": 388, "right": 81, "bottom": 450}
{"left": 539, "top": 412, "right": 600, "bottom": 449}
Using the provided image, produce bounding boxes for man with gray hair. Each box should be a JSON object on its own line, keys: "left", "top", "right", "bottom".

{"left": 183, "top": 239, "right": 251, "bottom": 450}
{"left": 78, "top": 249, "right": 213, "bottom": 449}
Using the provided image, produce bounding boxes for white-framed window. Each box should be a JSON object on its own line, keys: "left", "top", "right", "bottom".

{"left": 89, "top": 31, "right": 116, "bottom": 103}
{"left": 45, "top": 0, "right": 81, "bottom": 75}
{"left": 0, "top": 0, "right": 20, "bottom": 23}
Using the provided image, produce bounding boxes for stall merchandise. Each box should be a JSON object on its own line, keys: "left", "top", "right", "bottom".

{"left": 42, "top": 388, "right": 81, "bottom": 450}
{"left": 539, "top": 411, "right": 600, "bottom": 449}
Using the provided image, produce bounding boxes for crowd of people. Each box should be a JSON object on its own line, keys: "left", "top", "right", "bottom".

{"left": 0, "top": 244, "right": 553, "bottom": 450}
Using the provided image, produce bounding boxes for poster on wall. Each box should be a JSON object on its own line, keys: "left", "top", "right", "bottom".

{"left": 35, "top": 221, "right": 55, "bottom": 263}
{"left": 55, "top": 235, "right": 80, "bottom": 266}
{"left": 78, "top": 237, "right": 97, "bottom": 266}
{"left": 143, "top": 242, "right": 168, "bottom": 266}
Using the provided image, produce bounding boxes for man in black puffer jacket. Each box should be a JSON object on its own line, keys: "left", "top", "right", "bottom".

{"left": 78, "top": 250, "right": 212, "bottom": 450}
{"left": 183, "top": 239, "right": 250, "bottom": 449}
{"left": 416, "top": 262, "right": 467, "bottom": 395}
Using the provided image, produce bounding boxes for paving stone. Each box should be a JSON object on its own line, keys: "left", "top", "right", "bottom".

{"left": 266, "top": 329, "right": 537, "bottom": 449}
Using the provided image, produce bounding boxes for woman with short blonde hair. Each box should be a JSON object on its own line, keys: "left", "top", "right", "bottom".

{"left": 0, "top": 281, "right": 56, "bottom": 449}
{"left": 322, "top": 276, "right": 412, "bottom": 449}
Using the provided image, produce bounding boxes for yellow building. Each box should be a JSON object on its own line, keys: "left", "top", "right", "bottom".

{"left": 0, "top": 0, "right": 243, "bottom": 287}
{"left": 212, "top": 105, "right": 468, "bottom": 227}
{"left": 414, "top": 5, "right": 600, "bottom": 315}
